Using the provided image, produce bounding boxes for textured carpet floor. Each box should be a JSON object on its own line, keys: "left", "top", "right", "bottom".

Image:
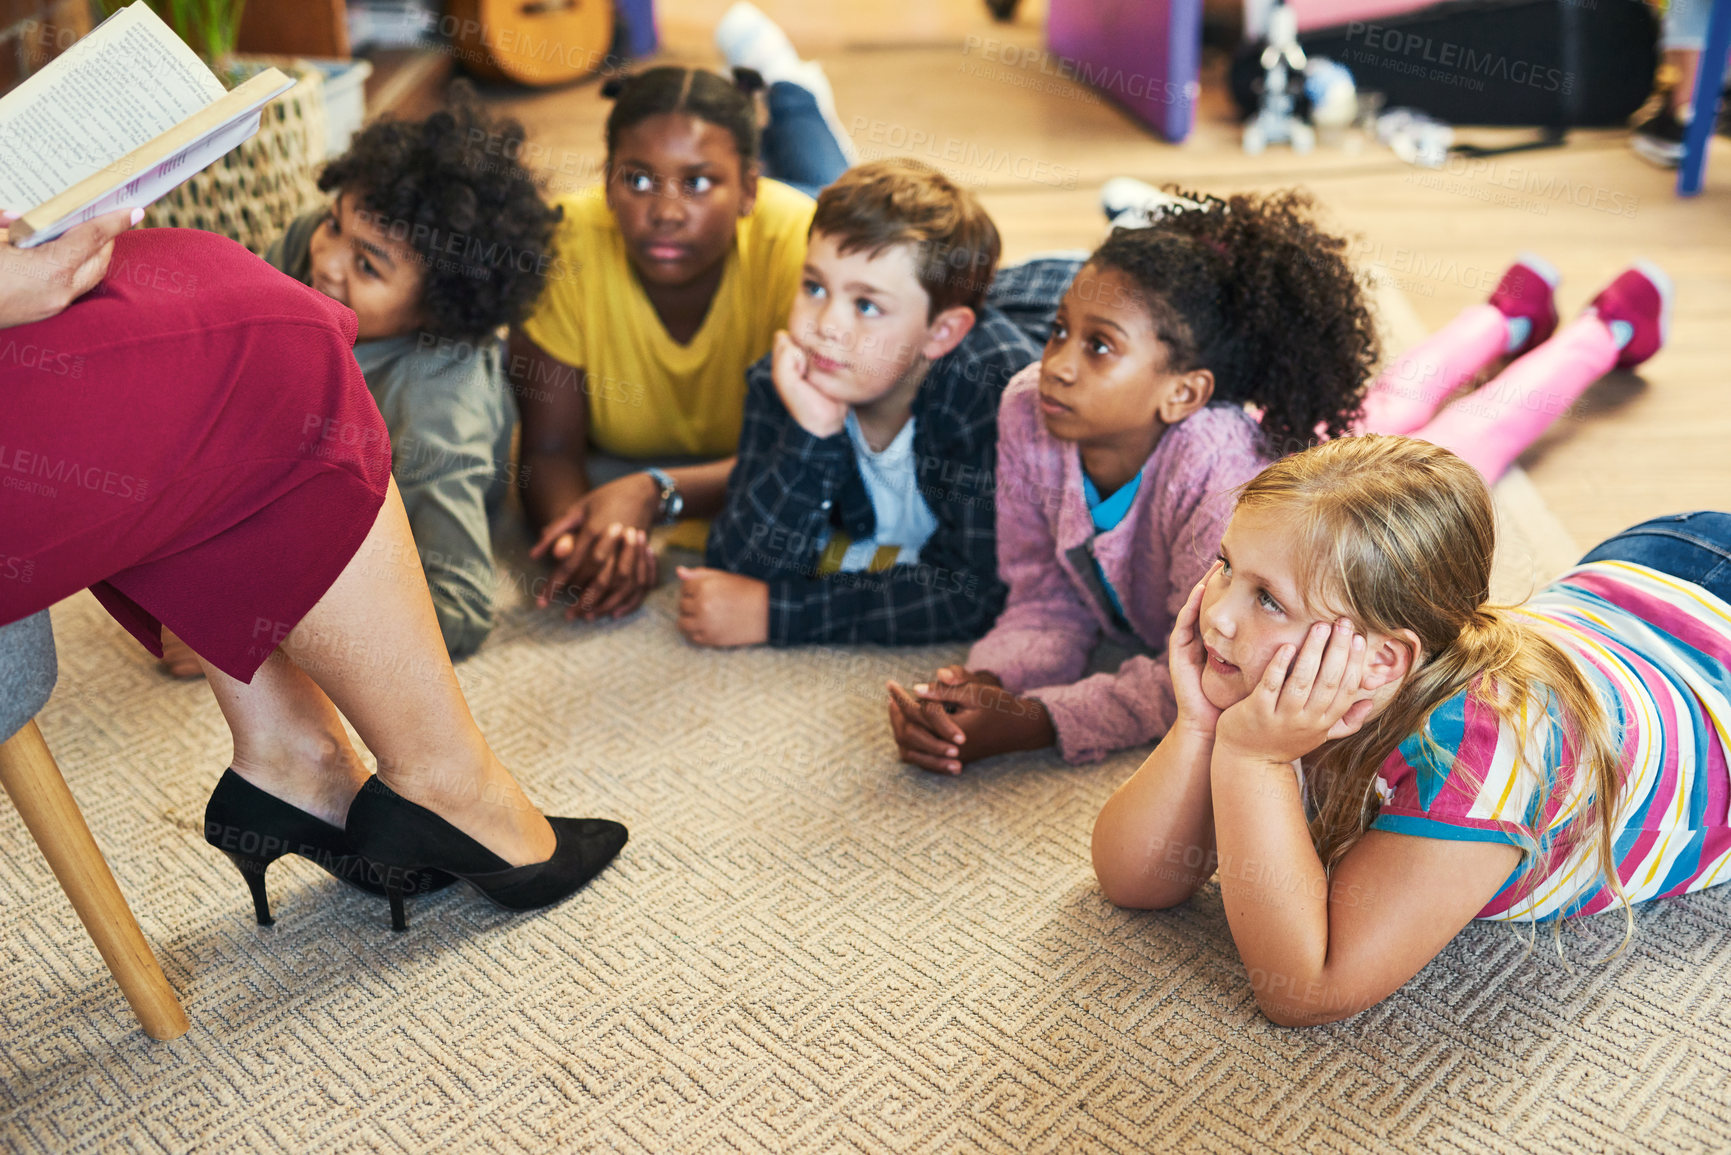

{"left": 7, "top": 291, "right": 1728, "bottom": 1153}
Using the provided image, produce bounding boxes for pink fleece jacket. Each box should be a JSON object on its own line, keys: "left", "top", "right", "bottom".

{"left": 968, "top": 364, "right": 1273, "bottom": 763}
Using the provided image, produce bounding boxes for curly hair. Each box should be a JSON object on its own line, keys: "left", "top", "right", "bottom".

{"left": 317, "top": 86, "right": 561, "bottom": 339}
{"left": 1090, "top": 187, "right": 1378, "bottom": 453}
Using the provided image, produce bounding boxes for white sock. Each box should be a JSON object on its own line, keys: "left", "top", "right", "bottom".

{"left": 1503, "top": 317, "right": 1532, "bottom": 354}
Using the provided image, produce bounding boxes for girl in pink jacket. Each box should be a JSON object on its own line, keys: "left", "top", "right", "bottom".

{"left": 888, "top": 187, "right": 1668, "bottom": 769}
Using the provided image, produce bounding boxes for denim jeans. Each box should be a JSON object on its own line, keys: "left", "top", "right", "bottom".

{"left": 1579, "top": 511, "right": 1731, "bottom": 603}
{"left": 760, "top": 81, "right": 849, "bottom": 198}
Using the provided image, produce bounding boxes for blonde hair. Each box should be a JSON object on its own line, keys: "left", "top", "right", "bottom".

{"left": 1237, "top": 436, "right": 1627, "bottom": 933}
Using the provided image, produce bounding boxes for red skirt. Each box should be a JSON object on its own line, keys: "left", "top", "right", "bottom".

{"left": 0, "top": 228, "right": 391, "bottom": 682}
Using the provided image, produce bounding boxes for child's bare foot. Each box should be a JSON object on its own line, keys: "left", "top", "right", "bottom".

{"left": 158, "top": 629, "right": 205, "bottom": 679}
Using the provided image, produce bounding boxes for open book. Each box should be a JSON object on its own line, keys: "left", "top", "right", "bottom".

{"left": 0, "top": 3, "right": 293, "bottom": 248}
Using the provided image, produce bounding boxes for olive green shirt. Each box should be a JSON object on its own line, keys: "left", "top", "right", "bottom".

{"left": 266, "top": 211, "right": 516, "bottom": 659}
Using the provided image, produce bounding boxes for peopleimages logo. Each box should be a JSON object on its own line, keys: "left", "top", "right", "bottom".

{"left": 960, "top": 35, "right": 1199, "bottom": 108}
{"left": 1344, "top": 22, "right": 1571, "bottom": 94}
{"left": 0, "top": 443, "right": 149, "bottom": 500}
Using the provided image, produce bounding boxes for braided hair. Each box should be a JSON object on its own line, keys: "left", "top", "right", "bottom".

{"left": 601, "top": 65, "right": 765, "bottom": 166}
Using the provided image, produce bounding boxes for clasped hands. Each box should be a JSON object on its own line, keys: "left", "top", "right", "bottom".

{"left": 530, "top": 472, "right": 662, "bottom": 621}
{"left": 886, "top": 669, "right": 1056, "bottom": 775}
{"left": 527, "top": 329, "right": 836, "bottom": 641}
{"left": 529, "top": 481, "right": 769, "bottom": 645}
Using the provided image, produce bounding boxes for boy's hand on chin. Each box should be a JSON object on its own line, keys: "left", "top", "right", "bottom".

{"left": 771, "top": 330, "right": 848, "bottom": 439}
{"left": 676, "top": 566, "right": 769, "bottom": 647}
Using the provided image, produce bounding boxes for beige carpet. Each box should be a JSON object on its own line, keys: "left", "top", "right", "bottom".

{"left": 9, "top": 294, "right": 1731, "bottom": 1154}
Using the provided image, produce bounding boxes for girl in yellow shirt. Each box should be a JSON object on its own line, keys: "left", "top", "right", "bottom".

{"left": 514, "top": 8, "right": 853, "bottom": 618}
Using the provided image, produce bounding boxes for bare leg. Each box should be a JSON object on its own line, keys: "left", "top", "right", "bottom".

{"left": 200, "top": 479, "right": 555, "bottom": 866}
{"left": 159, "top": 629, "right": 205, "bottom": 679}
{"left": 199, "top": 648, "right": 369, "bottom": 827}
{"left": 1669, "top": 48, "right": 1701, "bottom": 117}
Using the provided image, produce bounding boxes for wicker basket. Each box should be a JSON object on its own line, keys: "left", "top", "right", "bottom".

{"left": 142, "top": 61, "right": 328, "bottom": 255}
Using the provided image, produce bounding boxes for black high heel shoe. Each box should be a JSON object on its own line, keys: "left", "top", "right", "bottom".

{"left": 344, "top": 778, "right": 628, "bottom": 932}
{"left": 203, "top": 769, "right": 455, "bottom": 925}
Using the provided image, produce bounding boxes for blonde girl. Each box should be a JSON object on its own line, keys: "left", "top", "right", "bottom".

{"left": 1092, "top": 435, "right": 1731, "bottom": 1025}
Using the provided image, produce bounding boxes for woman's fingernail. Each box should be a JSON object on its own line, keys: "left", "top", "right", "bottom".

{"left": 913, "top": 683, "right": 928, "bottom": 694}
{"left": 946, "top": 747, "right": 957, "bottom": 757}
{"left": 129, "top": 207, "right": 144, "bottom": 225}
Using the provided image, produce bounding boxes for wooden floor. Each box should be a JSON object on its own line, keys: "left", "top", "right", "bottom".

{"left": 481, "top": 0, "right": 1731, "bottom": 552}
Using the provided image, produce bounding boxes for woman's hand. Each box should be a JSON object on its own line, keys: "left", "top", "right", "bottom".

{"left": 530, "top": 472, "right": 661, "bottom": 619}
{"left": 0, "top": 207, "right": 140, "bottom": 329}
{"left": 1168, "top": 565, "right": 1222, "bottom": 739}
{"left": 886, "top": 671, "right": 1054, "bottom": 774}
{"left": 1215, "top": 618, "right": 1374, "bottom": 767}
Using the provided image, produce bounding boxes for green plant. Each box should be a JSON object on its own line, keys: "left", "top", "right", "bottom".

{"left": 98, "top": 0, "right": 249, "bottom": 67}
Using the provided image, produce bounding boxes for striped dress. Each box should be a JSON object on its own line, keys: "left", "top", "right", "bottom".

{"left": 1368, "top": 560, "right": 1731, "bottom": 922}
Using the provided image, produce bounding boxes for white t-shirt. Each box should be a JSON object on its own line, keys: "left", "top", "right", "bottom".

{"left": 831, "top": 411, "right": 939, "bottom": 573}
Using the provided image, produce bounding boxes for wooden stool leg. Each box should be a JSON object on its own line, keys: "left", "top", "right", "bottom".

{"left": 0, "top": 721, "right": 190, "bottom": 1041}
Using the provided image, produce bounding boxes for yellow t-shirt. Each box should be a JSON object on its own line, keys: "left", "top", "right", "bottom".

{"left": 523, "top": 178, "right": 815, "bottom": 460}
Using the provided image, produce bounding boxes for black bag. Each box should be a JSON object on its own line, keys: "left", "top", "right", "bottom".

{"left": 1231, "top": 0, "right": 1658, "bottom": 127}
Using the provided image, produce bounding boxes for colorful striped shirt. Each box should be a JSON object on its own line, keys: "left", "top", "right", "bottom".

{"left": 1369, "top": 560, "right": 1731, "bottom": 922}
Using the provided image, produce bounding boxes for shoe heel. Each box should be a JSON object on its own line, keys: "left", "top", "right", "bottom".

{"left": 386, "top": 881, "right": 408, "bottom": 933}
{"left": 224, "top": 852, "right": 276, "bottom": 926}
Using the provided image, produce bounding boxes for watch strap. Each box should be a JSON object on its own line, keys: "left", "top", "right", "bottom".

{"left": 645, "top": 466, "right": 681, "bottom": 525}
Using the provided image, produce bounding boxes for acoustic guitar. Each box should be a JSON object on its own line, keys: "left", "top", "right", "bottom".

{"left": 446, "top": 0, "right": 616, "bottom": 87}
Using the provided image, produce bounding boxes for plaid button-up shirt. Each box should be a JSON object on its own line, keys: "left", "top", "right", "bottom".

{"left": 704, "top": 304, "right": 1044, "bottom": 646}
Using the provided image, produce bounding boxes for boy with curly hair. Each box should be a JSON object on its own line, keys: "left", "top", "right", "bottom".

{"left": 264, "top": 94, "right": 561, "bottom": 658}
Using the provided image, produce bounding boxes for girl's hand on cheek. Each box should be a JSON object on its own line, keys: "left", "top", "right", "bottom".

{"left": 1216, "top": 618, "right": 1370, "bottom": 767}
{"left": 1168, "top": 567, "right": 1221, "bottom": 738}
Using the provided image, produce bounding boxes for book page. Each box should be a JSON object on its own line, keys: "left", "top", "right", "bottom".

{"left": 0, "top": 4, "right": 223, "bottom": 211}
{"left": 32, "top": 110, "right": 263, "bottom": 242}
{"left": 12, "top": 67, "right": 292, "bottom": 247}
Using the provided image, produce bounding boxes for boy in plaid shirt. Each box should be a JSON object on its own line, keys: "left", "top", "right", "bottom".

{"left": 678, "top": 159, "right": 1044, "bottom": 646}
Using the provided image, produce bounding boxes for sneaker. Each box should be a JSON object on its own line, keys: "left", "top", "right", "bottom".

{"left": 716, "top": 1, "right": 801, "bottom": 79}
{"left": 1586, "top": 261, "right": 1673, "bottom": 370}
{"left": 1099, "top": 176, "right": 1207, "bottom": 228}
{"left": 715, "top": 2, "right": 858, "bottom": 164}
{"left": 1487, "top": 253, "right": 1560, "bottom": 358}
{"left": 1631, "top": 103, "right": 1686, "bottom": 169}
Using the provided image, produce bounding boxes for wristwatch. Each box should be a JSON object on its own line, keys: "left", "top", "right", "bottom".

{"left": 645, "top": 466, "right": 683, "bottom": 525}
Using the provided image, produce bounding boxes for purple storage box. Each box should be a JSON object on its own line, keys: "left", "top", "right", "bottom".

{"left": 1046, "top": 0, "right": 1202, "bottom": 142}
{"left": 615, "top": 0, "right": 658, "bottom": 58}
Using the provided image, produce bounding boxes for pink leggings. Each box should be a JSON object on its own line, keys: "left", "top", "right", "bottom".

{"left": 1355, "top": 304, "right": 1618, "bottom": 482}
